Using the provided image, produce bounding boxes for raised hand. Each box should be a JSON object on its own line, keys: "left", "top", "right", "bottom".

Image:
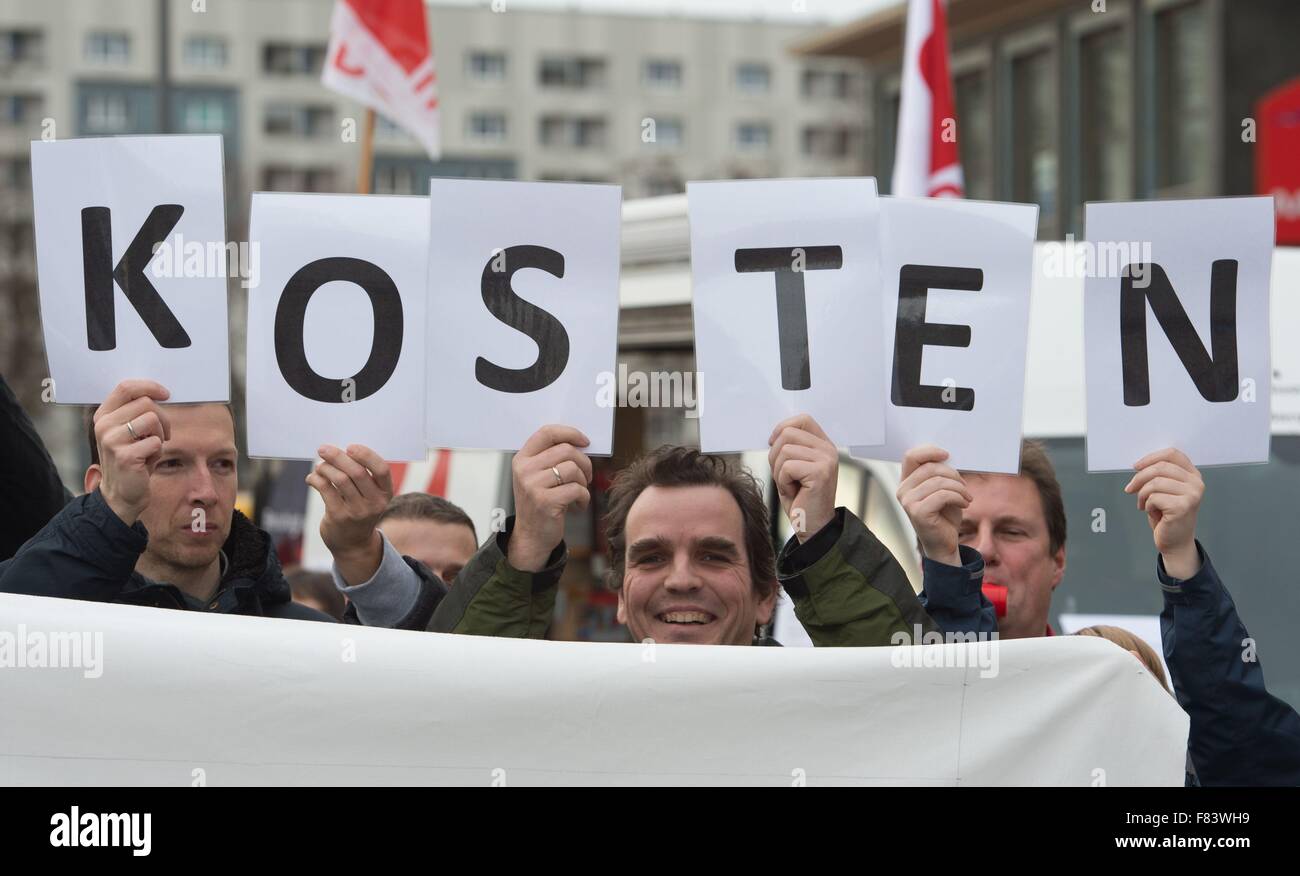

{"left": 508, "top": 425, "right": 593, "bottom": 572}
{"left": 897, "top": 445, "right": 972, "bottom": 567}
{"left": 91, "top": 379, "right": 172, "bottom": 525}
{"left": 1125, "top": 447, "right": 1204, "bottom": 580}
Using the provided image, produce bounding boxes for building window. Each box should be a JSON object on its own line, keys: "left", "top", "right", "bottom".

{"left": 180, "top": 96, "right": 228, "bottom": 133}
{"left": 802, "top": 126, "right": 859, "bottom": 159}
{"left": 85, "top": 94, "right": 130, "bottom": 133}
{"left": 184, "top": 36, "right": 228, "bottom": 70}
{"left": 539, "top": 57, "right": 606, "bottom": 89}
{"left": 802, "top": 68, "right": 858, "bottom": 100}
{"left": 879, "top": 89, "right": 901, "bottom": 192}
{"left": 0, "top": 157, "right": 32, "bottom": 191}
{"left": 1009, "top": 48, "right": 1057, "bottom": 224}
{"left": 1154, "top": 0, "right": 1210, "bottom": 191}
{"left": 954, "top": 70, "right": 992, "bottom": 200}
{"left": 643, "top": 59, "right": 682, "bottom": 89}
{"left": 303, "top": 168, "right": 336, "bottom": 192}
{"left": 467, "top": 111, "right": 507, "bottom": 143}
{"left": 644, "top": 177, "right": 683, "bottom": 197}
{"left": 264, "top": 103, "right": 334, "bottom": 137}
{"left": 261, "top": 166, "right": 337, "bottom": 192}
{"left": 539, "top": 115, "right": 606, "bottom": 149}
{"left": 263, "top": 42, "right": 327, "bottom": 76}
{"left": 85, "top": 32, "right": 130, "bottom": 66}
{"left": 1079, "top": 26, "right": 1131, "bottom": 204}
{"left": 467, "top": 51, "right": 507, "bottom": 82}
{"left": 735, "top": 122, "right": 771, "bottom": 152}
{"left": 735, "top": 63, "right": 771, "bottom": 94}
{"left": 0, "top": 30, "right": 43, "bottom": 66}
{"left": 374, "top": 163, "right": 421, "bottom": 195}
{"left": 0, "top": 93, "right": 43, "bottom": 127}
{"left": 650, "top": 117, "right": 683, "bottom": 147}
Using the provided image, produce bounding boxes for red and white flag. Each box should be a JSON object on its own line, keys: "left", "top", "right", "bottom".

{"left": 321, "top": 0, "right": 441, "bottom": 159}
{"left": 892, "top": 0, "right": 963, "bottom": 198}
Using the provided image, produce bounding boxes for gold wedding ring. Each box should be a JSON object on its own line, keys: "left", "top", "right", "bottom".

{"left": 125, "top": 419, "right": 139, "bottom": 441}
{"left": 551, "top": 466, "right": 563, "bottom": 486}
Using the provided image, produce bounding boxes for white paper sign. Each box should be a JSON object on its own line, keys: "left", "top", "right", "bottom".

{"left": 30, "top": 135, "right": 230, "bottom": 404}
{"left": 0, "top": 593, "right": 1189, "bottom": 786}
{"left": 425, "top": 180, "right": 621, "bottom": 454}
{"left": 1084, "top": 197, "right": 1274, "bottom": 471}
{"left": 687, "top": 178, "right": 886, "bottom": 451}
{"left": 851, "top": 197, "right": 1039, "bottom": 473}
{"left": 246, "top": 193, "right": 429, "bottom": 461}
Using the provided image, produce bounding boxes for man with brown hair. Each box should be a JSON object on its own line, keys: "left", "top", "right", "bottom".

{"left": 898, "top": 441, "right": 1064, "bottom": 638}
{"left": 377, "top": 493, "right": 478, "bottom": 585}
{"left": 421, "top": 414, "right": 966, "bottom": 647}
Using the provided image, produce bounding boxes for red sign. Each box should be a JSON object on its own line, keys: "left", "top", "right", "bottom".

{"left": 1256, "top": 78, "right": 1300, "bottom": 245}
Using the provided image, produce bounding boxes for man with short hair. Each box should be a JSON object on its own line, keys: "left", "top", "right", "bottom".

{"left": 0, "top": 379, "right": 443, "bottom": 630}
{"left": 899, "top": 439, "right": 1300, "bottom": 785}
{"left": 898, "top": 441, "right": 1062, "bottom": 639}
{"left": 377, "top": 493, "right": 478, "bottom": 585}
{"left": 360, "top": 415, "right": 976, "bottom": 645}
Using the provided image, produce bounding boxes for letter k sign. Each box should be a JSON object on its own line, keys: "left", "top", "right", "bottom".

{"left": 81, "top": 204, "right": 192, "bottom": 351}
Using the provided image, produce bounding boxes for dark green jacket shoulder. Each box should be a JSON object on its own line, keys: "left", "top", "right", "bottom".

{"left": 427, "top": 515, "right": 560, "bottom": 637}
{"left": 777, "top": 507, "right": 938, "bottom": 646}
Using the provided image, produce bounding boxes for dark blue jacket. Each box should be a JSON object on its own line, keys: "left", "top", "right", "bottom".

{"left": 0, "top": 489, "right": 445, "bottom": 629}
{"left": 1159, "top": 543, "right": 1300, "bottom": 786}
{"left": 918, "top": 545, "right": 999, "bottom": 637}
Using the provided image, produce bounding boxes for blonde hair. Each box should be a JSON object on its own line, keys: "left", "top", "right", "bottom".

{"left": 1077, "top": 625, "right": 1171, "bottom": 693}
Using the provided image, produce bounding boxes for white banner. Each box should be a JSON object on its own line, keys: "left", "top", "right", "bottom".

{"left": 0, "top": 594, "right": 1188, "bottom": 786}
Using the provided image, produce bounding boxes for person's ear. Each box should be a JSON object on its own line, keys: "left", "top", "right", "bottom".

{"left": 1050, "top": 544, "right": 1066, "bottom": 590}
{"left": 616, "top": 588, "right": 627, "bottom": 625}
{"left": 755, "top": 582, "right": 778, "bottom": 627}
{"left": 84, "top": 464, "right": 102, "bottom": 495}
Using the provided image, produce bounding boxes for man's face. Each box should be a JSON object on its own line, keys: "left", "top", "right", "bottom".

{"left": 378, "top": 517, "right": 477, "bottom": 585}
{"left": 959, "top": 474, "right": 1065, "bottom": 639}
{"left": 616, "top": 484, "right": 775, "bottom": 646}
{"left": 99, "top": 404, "right": 238, "bottom": 574}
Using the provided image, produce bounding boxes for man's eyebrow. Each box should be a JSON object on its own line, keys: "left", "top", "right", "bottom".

{"left": 695, "top": 536, "right": 740, "bottom": 556}
{"left": 627, "top": 537, "right": 671, "bottom": 558}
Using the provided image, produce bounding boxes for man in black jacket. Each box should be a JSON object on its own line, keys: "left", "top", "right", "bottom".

{"left": 0, "top": 378, "right": 443, "bottom": 628}
{"left": 0, "top": 372, "right": 72, "bottom": 561}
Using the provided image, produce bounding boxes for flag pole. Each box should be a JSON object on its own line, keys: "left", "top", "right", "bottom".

{"left": 356, "top": 107, "right": 376, "bottom": 194}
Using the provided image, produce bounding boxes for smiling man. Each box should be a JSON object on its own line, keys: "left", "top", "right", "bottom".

{"left": 412, "top": 415, "right": 967, "bottom": 647}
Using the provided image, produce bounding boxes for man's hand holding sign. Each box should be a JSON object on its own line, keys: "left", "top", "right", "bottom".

{"left": 897, "top": 445, "right": 972, "bottom": 569}
{"left": 307, "top": 444, "right": 397, "bottom": 585}
{"left": 1126, "top": 447, "right": 1205, "bottom": 581}
{"left": 768, "top": 414, "right": 840, "bottom": 542}
{"left": 90, "top": 380, "right": 173, "bottom": 526}
{"left": 506, "top": 426, "right": 593, "bottom": 572}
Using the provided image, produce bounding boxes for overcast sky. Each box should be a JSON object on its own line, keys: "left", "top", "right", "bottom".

{"left": 434, "top": 0, "right": 902, "bottom": 24}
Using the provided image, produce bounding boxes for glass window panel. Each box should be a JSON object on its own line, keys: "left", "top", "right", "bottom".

{"left": 1080, "top": 26, "right": 1132, "bottom": 202}
{"left": 1010, "top": 49, "right": 1057, "bottom": 222}
{"left": 1155, "top": 1, "right": 1210, "bottom": 190}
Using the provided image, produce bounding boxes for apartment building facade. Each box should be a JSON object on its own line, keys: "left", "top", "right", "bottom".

{"left": 797, "top": 0, "right": 1300, "bottom": 240}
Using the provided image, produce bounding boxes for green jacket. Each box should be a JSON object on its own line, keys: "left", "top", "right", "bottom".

{"left": 776, "top": 506, "right": 938, "bottom": 646}
{"left": 430, "top": 508, "right": 939, "bottom": 646}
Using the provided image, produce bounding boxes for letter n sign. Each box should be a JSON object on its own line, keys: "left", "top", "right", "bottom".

{"left": 1083, "top": 197, "right": 1273, "bottom": 470}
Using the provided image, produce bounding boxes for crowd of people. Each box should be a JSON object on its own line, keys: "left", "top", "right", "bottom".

{"left": 2, "top": 375, "right": 1297, "bottom": 785}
